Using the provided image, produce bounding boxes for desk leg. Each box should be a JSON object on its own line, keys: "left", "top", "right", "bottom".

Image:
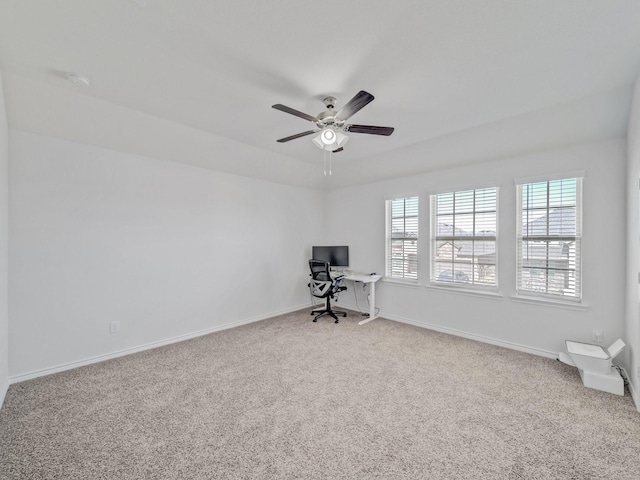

{"left": 358, "top": 281, "right": 378, "bottom": 326}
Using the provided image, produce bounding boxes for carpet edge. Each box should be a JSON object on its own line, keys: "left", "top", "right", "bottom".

{"left": 382, "top": 312, "right": 558, "bottom": 359}
{"left": 8, "top": 303, "right": 309, "bottom": 385}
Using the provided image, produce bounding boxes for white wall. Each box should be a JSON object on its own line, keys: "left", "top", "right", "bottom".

{"left": 325, "top": 139, "right": 627, "bottom": 358}
{"left": 0, "top": 73, "right": 9, "bottom": 405}
{"left": 8, "top": 131, "right": 323, "bottom": 378}
{"left": 626, "top": 74, "right": 640, "bottom": 408}
{"left": 2, "top": 117, "right": 632, "bottom": 401}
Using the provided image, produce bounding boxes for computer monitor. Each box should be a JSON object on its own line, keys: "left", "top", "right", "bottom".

{"left": 312, "top": 245, "right": 349, "bottom": 269}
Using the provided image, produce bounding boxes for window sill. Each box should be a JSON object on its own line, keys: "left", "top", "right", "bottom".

{"left": 510, "top": 294, "right": 589, "bottom": 311}
{"left": 382, "top": 277, "right": 420, "bottom": 287}
{"left": 425, "top": 284, "right": 504, "bottom": 300}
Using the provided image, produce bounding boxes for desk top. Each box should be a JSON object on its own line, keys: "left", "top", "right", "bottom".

{"left": 331, "top": 271, "right": 381, "bottom": 283}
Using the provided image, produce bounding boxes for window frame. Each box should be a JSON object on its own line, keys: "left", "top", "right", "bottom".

{"left": 430, "top": 187, "right": 499, "bottom": 290}
{"left": 385, "top": 195, "right": 419, "bottom": 283}
{"left": 515, "top": 176, "right": 583, "bottom": 302}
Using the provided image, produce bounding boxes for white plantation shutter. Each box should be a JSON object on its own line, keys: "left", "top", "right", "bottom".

{"left": 386, "top": 196, "right": 419, "bottom": 281}
{"left": 431, "top": 188, "right": 498, "bottom": 287}
{"left": 516, "top": 177, "right": 582, "bottom": 300}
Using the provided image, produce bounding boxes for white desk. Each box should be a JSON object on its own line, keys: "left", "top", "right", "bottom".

{"left": 331, "top": 271, "right": 382, "bottom": 325}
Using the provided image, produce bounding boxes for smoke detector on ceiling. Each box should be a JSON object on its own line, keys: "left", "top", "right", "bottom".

{"left": 66, "top": 73, "right": 91, "bottom": 87}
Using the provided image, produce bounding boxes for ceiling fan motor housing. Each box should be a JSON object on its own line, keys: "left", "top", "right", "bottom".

{"left": 317, "top": 109, "right": 343, "bottom": 129}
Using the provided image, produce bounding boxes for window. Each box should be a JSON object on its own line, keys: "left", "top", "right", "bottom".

{"left": 431, "top": 188, "right": 498, "bottom": 287}
{"left": 385, "top": 196, "right": 419, "bottom": 281}
{"left": 516, "top": 177, "right": 582, "bottom": 300}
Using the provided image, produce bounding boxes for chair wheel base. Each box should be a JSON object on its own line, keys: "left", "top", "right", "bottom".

{"left": 310, "top": 309, "right": 347, "bottom": 324}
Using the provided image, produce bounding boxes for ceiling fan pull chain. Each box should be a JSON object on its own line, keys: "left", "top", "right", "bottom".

{"left": 329, "top": 149, "right": 332, "bottom": 175}
{"left": 323, "top": 149, "right": 327, "bottom": 176}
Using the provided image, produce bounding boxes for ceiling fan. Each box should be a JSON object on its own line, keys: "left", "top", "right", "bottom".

{"left": 272, "top": 90, "right": 394, "bottom": 154}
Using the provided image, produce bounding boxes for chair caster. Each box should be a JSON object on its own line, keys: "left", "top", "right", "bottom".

{"left": 335, "top": 319, "right": 339, "bottom": 324}
{"left": 312, "top": 318, "right": 317, "bottom": 322}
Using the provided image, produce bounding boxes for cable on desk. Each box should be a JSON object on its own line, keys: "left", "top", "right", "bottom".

{"left": 353, "top": 283, "right": 364, "bottom": 314}
{"left": 351, "top": 281, "right": 372, "bottom": 316}
{"left": 363, "top": 287, "right": 380, "bottom": 317}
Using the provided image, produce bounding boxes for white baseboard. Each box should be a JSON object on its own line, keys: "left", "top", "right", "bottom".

{"left": 380, "top": 312, "right": 640, "bottom": 409}
{"left": 0, "top": 376, "right": 8, "bottom": 409}
{"left": 624, "top": 370, "right": 640, "bottom": 411}
{"left": 12, "top": 304, "right": 639, "bottom": 413}
{"left": 9, "top": 304, "right": 308, "bottom": 385}
{"left": 380, "top": 311, "right": 558, "bottom": 359}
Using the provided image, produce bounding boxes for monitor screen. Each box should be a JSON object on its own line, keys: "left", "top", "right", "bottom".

{"left": 312, "top": 246, "right": 349, "bottom": 268}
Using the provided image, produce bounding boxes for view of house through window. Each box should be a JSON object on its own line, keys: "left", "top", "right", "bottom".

{"left": 386, "top": 196, "right": 418, "bottom": 280}
{"left": 431, "top": 188, "right": 498, "bottom": 287}
{"left": 516, "top": 177, "right": 581, "bottom": 299}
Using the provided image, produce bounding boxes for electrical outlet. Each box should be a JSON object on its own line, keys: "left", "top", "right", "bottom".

{"left": 592, "top": 329, "right": 603, "bottom": 343}
{"left": 109, "top": 321, "right": 120, "bottom": 334}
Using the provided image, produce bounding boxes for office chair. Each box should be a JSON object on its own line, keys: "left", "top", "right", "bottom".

{"left": 308, "top": 259, "right": 347, "bottom": 323}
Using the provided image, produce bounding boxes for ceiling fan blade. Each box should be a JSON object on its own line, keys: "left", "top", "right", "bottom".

{"left": 335, "top": 90, "right": 375, "bottom": 121}
{"left": 272, "top": 104, "right": 317, "bottom": 122}
{"left": 332, "top": 147, "right": 344, "bottom": 153}
{"left": 346, "top": 124, "right": 395, "bottom": 136}
{"left": 276, "top": 130, "right": 316, "bottom": 143}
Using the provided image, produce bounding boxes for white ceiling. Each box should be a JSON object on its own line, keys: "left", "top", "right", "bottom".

{"left": 1, "top": 0, "right": 639, "bottom": 189}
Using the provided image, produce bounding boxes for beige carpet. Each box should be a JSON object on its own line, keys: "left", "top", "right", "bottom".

{"left": 1, "top": 310, "right": 639, "bottom": 479}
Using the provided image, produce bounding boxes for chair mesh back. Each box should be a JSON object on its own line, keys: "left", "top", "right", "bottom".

{"left": 309, "top": 260, "right": 330, "bottom": 282}
{"left": 309, "top": 259, "right": 332, "bottom": 298}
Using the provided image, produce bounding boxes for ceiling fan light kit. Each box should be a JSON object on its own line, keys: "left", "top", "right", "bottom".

{"left": 321, "top": 129, "right": 336, "bottom": 145}
{"left": 272, "top": 90, "right": 394, "bottom": 175}
{"left": 312, "top": 129, "right": 349, "bottom": 150}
